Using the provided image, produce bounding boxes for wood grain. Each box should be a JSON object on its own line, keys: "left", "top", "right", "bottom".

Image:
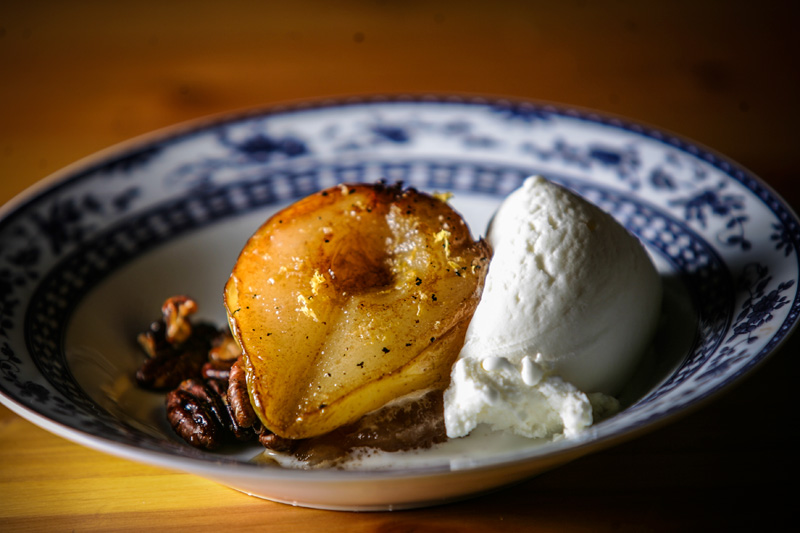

{"left": 1, "top": 1, "right": 798, "bottom": 530}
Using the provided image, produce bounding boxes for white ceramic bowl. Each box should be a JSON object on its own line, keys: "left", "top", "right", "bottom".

{"left": 1, "top": 96, "right": 798, "bottom": 510}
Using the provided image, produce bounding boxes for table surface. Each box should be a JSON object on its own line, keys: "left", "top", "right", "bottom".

{"left": 1, "top": 1, "right": 798, "bottom": 531}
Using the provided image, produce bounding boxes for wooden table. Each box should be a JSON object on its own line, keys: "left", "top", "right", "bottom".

{"left": 2, "top": 2, "right": 798, "bottom": 530}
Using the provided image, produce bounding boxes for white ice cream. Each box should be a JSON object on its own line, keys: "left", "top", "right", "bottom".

{"left": 444, "top": 176, "right": 661, "bottom": 439}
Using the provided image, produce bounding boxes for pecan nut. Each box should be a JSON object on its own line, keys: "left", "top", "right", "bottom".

{"left": 166, "top": 388, "right": 226, "bottom": 450}
{"left": 138, "top": 297, "right": 297, "bottom": 452}
{"left": 258, "top": 429, "right": 295, "bottom": 452}
{"left": 209, "top": 332, "right": 242, "bottom": 362}
{"left": 202, "top": 359, "right": 234, "bottom": 381}
{"left": 135, "top": 344, "right": 208, "bottom": 390}
{"left": 195, "top": 377, "right": 256, "bottom": 442}
{"left": 166, "top": 378, "right": 258, "bottom": 449}
{"left": 137, "top": 320, "right": 171, "bottom": 358}
{"left": 225, "top": 358, "right": 294, "bottom": 451}
{"left": 228, "top": 358, "right": 257, "bottom": 428}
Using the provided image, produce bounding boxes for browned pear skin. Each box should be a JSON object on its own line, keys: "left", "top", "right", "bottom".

{"left": 224, "top": 183, "right": 490, "bottom": 439}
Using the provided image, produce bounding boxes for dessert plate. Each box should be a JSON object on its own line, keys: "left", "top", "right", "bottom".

{"left": 1, "top": 96, "right": 798, "bottom": 510}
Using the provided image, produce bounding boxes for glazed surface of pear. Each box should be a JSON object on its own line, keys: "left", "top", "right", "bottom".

{"left": 224, "top": 183, "right": 490, "bottom": 439}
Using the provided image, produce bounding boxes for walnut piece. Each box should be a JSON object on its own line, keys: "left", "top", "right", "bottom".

{"left": 134, "top": 296, "right": 219, "bottom": 391}
{"left": 162, "top": 295, "right": 198, "bottom": 345}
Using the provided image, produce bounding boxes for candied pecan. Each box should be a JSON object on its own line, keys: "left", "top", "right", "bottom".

{"left": 178, "top": 379, "right": 232, "bottom": 430}
{"left": 210, "top": 378, "right": 258, "bottom": 442}
{"left": 202, "top": 359, "right": 234, "bottom": 381}
{"left": 168, "top": 377, "right": 257, "bottom": 448}
{"left": 161, "top": 295, "right": 198, "bottom": 345}
{"left": 135, "top": 306, "right": 219, "bottom": 391}
{"left": 187, "top": 322, "right": 220, "bottom": 346}
{"left": 205, "top": 377, "right": 227, "bottom": 399}
{"left": 209, "top": 331, "right": 242, "bottom": 362}
{"left": 137, "top": 320, "right": 171, "bottom": 358}
{"left": 258, "top": 429, "right": 295, "bottom": 453}
{"left": 229, "top": 419, "right": 257, "bottom": 442}
{"left": 228, "top": 358, "right": 257, "bottom": 428}
{"left": 166, "top": 388, "right": 225, "bottom": 450}
{"left": 187, "top": 378, "right": 256, "bottom": 443}
{"left": 135, "top": 344, "right": 208, "bottom": 390}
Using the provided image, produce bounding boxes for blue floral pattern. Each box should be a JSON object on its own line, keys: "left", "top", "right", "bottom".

{"left": 0, "top": 96, "right": 798, "bottom": 465}
{"left": 728, "top": 263, "right": 795, "bottom": 344}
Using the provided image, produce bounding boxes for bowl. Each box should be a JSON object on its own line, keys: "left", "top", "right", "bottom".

{"left": 1, "top": 96, "right": 798, "bottom": 510}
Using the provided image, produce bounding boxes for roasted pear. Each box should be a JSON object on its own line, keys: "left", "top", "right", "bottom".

{"left": 224, "top": 182, "right": 490, "bottom": 439}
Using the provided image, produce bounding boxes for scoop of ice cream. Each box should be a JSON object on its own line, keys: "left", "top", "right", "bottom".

{"left": 444, "top": 176, "right": 661, "bottom": 439}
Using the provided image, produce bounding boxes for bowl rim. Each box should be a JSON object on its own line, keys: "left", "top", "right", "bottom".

{"left": 2, "top": 93, "right": 799, "bottom": 482}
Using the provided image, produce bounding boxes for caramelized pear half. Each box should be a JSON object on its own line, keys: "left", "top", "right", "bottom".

{"left": 224, "top": 183, "right": 490, "bottom": 439}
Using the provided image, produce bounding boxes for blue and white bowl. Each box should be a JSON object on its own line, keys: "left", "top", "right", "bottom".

{"left": 1, "top": 96, "right": 798, "bottom": 510}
